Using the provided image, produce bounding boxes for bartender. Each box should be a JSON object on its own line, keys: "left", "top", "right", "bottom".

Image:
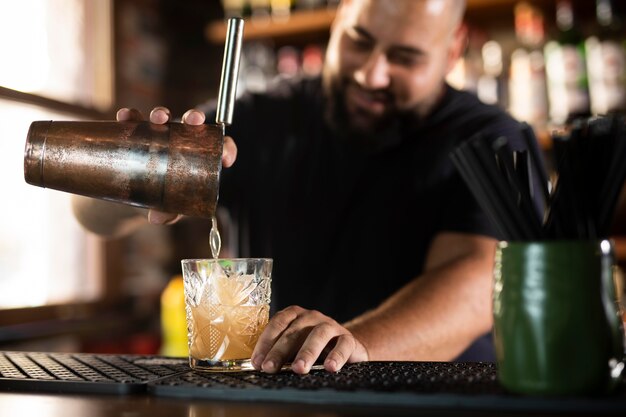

{"left": 73, "top": 0, "right": 542, "bottom": 374}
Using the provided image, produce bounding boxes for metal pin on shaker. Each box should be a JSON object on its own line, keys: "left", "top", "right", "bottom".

{"left": 23, "top": 18, "right": 244, "bottom": 219}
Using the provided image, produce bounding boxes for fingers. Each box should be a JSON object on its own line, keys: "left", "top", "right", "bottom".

{"left": 252, "top": 306, "right": 303, "bottom": 371}
{"left": 182, "top": 109, "right": 206, "bottom": 125}
{"left": 222, "top": 136, "right": 238, "bottom": 168}
{"left": 292, "top": 322, "right": 346, "bottom": 374}
{"left": 147, "top": 210, "right": 182, "bottom": 225}
{"left": 322, "top": 334, "right": 357, "bottom": 373}
{"left": 149, "top": 106, "right": 171, "bottom": 124}
{"left": 118, "top": 106, "right": 202, "bottom": 125}
{"left": 252, "top": 306, "right": 366, "bottom": 375}
{"left": 116, "top": 108, "right": 144, "bottom": 122}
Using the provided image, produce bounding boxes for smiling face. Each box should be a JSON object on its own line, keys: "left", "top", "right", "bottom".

{"left": 323, "top": 0, "right": 466, "bottom": 135}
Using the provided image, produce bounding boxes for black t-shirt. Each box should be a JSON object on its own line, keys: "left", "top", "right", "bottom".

{"left": 209, "top": 76, "right": 536, "bottom": 360}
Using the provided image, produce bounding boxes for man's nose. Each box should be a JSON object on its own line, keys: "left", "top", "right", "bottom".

{"left": 354, "top": 51, "right": 390, "bottom": 90}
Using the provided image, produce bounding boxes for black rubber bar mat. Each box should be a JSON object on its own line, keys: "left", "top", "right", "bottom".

{"left": 0, "top": 351, "right": 189, "bottom": 394}
{"left": 1, "top": 352, "right": 625, "bottom": 414}
{"left": 148, "top": 361, "right": 626, "bottom": 414}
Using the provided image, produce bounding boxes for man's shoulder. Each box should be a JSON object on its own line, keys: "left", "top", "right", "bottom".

{"left": 422, "top": 86, "right": 523, "bottom": 151}
{"left": 439, "top": 86, "right": 518, "bottom": 132}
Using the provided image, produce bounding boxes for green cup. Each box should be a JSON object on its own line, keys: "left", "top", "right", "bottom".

{"left": 493, "top": 240, "right": 625, "bottom": 395}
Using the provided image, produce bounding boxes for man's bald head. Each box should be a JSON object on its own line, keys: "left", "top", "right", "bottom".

{"left": 340, "top": 0, "right": 466, "bottom": 31}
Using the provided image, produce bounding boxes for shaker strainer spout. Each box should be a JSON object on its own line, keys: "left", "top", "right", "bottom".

{"left": 216, "top": 17, "right": 244, "bottom": 127}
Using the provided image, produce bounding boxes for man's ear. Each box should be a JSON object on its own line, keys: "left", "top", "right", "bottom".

{"left": 446, "top": 22, "right": 469, "bottom": 75}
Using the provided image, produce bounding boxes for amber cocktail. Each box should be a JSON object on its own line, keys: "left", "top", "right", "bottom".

{"left": 181, "top": 258, "right": 272, "bottom": 371}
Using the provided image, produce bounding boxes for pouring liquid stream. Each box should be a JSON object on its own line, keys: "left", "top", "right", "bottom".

{"left": 209, "top": 216, "right": 221, "bottom": 259}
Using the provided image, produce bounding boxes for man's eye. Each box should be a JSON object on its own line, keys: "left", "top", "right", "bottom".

{"left": 389, "top": 53, "right": 419, "bottom": 67}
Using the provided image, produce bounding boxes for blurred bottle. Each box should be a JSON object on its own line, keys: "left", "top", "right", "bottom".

{"left": 239, "top": 42, "right": 277, "bottom": 93}
{"left": 295, "top": 0, "right": 325, "bottom": 10}
{"left": 301, "top": 44, "right": 324, "bottom": 77}
{"left": 222, "top": 0, "right": 249, "bottom": 18}
{"left": 250, "top": 0, "right": 271, "bottom": 19}
{"left": 270, "top": 0, "right": 292, "bottom": 21}
{"left": 544, "top": 0, "right": 591, "bottom": 126}
{"left": 478, "top": 39, "right": 506, "bottom": 107}
{"left": 446, "top": 26, "right": 486, "bottom": 94}
{"left": 508, "top": 2, "right": 549, "bottom": 129}
{"left": 277, "top": 45, "right": 301, "bottom": 77}
{"left": 585, "top": 0, "right": 626, "bottom": 115}
{"left": 160, "top": 275, "right": 188, "bottom": 357}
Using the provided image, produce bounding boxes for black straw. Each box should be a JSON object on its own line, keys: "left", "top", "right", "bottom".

{"left": 450, "top": 115, "right": 626, "bottom": 242}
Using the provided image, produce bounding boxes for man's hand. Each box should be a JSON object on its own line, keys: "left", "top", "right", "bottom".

{"left": 251, "top": 306, "right": 369, "bottom": 375}
{"left": 116, "top": 107, "right": 238, "bottom": 225}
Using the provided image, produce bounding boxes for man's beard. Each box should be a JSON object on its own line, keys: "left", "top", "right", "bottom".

{"left": 322, "top": 75, "right": 410, "bottom": 151}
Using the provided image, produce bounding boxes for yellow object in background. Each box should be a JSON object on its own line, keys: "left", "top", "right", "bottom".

{"left": 160, "top": 275, "right": 188, "bottom": 357}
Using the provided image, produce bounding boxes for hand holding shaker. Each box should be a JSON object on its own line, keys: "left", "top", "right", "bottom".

{"left": 23, "top": 18, "right": 244, "bottom": 219}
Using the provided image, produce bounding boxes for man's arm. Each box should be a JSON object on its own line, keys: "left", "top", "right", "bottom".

{"left": 71, "top": 196, "right": 148, "bottom": 238}
{"left": 345, "top": 232, "right": 496, "bottom": 361}
{"left": 251, "top": 231, "right": 497, "bottom": 373}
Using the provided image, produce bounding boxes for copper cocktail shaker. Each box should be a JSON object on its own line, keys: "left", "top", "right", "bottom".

{"left": 23, "top": 18, "right": 244, "bottom": 219}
